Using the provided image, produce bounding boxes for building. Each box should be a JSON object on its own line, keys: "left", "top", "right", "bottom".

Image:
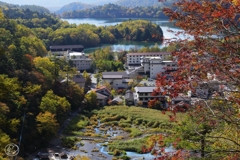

{"left": 60, "top": 74, "right": 86, "bottom": 88}
{"left": 127, "top": 52, "right": 171, "bottom": 66}
{"left": 94, "top": 86, "right": 112, "bottom": 106}
{"left": 50, "top": 45, "right": 84, "bottom": 52}
{"left": 68, "top": 52, "right": 92, "bottom": 71}
{"left": 50, "top": 45, "right": 92, "bottom": 71}
{"left": 71, "top": 75, "right": 86, "bottom": 88}
{"left": 96, "top": 92, "right": 109, "bottom": 106}
{"left": 134, "top": 86, "right": 167, "bottom": 107}
{"left": 102, "top": 71, "right": 137, "bottom": 89}
{"left": 125, "top": 90, "right": 134, "bottom": 106}
{"left": 140, "top": 56, "right": 177, "bottom": 79}
{"left": 94, "top": 86, "right": 111, "bottom": 97}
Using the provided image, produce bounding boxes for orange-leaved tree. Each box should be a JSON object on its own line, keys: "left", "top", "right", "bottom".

{"left": 154, "top": 0, "right": 240, "bottom": 159}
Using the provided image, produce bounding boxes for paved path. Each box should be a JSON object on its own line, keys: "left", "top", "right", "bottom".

{"left": 58, "top": 110, "right": 80, "bottom": 135}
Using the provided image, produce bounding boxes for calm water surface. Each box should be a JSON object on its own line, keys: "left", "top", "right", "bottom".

{"left": 62, "top": 18, "right": 189, "bottom": 53}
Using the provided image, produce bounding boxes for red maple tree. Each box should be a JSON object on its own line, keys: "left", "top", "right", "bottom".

{"left": 154, "top": 0, "right": 240, "bottom": 159}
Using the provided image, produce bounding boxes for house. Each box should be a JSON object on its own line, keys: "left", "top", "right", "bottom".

{"left": 87, "top": 86, "right": 112, "bottom": 106}
{"left": 125, "top": 90, "right": 134, "bottom": 106}
{"left": 60, "top": 74, "right": 86, "bottom": 88}
{"left": 134, "top": 86, "right": 167, "bottom": 107}
{"left": 127, "top": 52, "right": 171, "bottom": 66}
{"left": 72, "top": 75, "right": 86, "bottom": 88}
{"left": 94, "top": 86, "right": 111, "bottom": 97}
{"left": 96, "top": 92, "right": 108, "bottom": 106}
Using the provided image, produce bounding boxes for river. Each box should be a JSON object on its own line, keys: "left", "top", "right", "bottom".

{"left": 62, "top": 18, "right": 188, "bottom": 53}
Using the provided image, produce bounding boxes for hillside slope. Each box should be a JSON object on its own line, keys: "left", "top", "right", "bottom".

{"left": 55, "top": 2, "right": 95, "bottom": 14}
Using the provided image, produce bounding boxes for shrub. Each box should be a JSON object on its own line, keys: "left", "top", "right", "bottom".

{"left": 113, "top": 149, "right": 121, "bottom": 156}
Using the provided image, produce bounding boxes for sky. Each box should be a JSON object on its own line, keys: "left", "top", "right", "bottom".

{"left": 1, "top": 0, "right": 117, "bottom": 7}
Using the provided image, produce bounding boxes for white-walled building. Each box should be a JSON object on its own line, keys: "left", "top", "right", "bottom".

{"left": 127, "top": 52, "right": 171, "bottom": 66}
{"left": 102, "top": 71, "right": 137, "bottom": 89}
{"left": 134, "top": 86, "right": 167, "bottom": 107}
{"left": 68, "top": 52, "right": 92, "bottom": 71}
{"left": 50, "top": 45, "right": 92, "bottom": 71}
{"left": 141, "top": 56, "right": 177, "bottom": 79}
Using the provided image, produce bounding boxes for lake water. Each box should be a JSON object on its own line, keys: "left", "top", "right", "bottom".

{"left": 62, "top": 18, "right": 188, "bottom": 53}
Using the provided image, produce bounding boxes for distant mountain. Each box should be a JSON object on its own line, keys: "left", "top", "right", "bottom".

{"left": 55, "top": 2, "right": 95, "bottom": 14}
{"left": 0, "top": 0, "right": 118, "bottom": 8}
{"left": 115, "top": 0, "right": 175, "bottom": 8}
{"left": 61, "top": 3, "right": 167, "bottom": 19}
{"left": 115, "top": 0, "right": 161, "bottom": 7}
{"left": 0, "top": 1, "right": 50, "bottom": 14}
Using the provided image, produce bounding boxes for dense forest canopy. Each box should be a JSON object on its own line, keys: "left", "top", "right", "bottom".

{"left": 0, "top": 4, "right": 164, "bottom": 49}
{"left": 0, "top": 8, "right": 87, "bottom": 158}
{"left": 0, "top": 1, "right": 50, "bottom": 14}
{"left": 61, "top": 3, "right": 167, "bottom": 19}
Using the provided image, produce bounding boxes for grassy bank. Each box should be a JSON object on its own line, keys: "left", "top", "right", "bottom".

{"left": 94, "top": 106, "right": 187, "bottom": 131}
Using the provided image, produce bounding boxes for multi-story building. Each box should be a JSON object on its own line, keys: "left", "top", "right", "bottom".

{"left": 134, "top": 86, "right": 167, "bottom": 107}
{"left": 68, "top": 52, "right": 92, "bottom": 71}
{"left": 50, "top": 45, "right": 92, "bottom": 71}
{"left": 141, "top": 56, "right": 177, "bottom": 79}
{"left": 127, "top": 52, "right": 171, "bottom": 66}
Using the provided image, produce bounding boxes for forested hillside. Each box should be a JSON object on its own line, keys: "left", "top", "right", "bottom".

{"left": 0, "top": 1, "right": 50, "bottom": 14}
{"left": 1, "top": 5, "right": 164, "bottom": 49}
{"left": 55, "top": 2, "right": 95, "bottom": 14}
{"left": 61, "top": 3, "right": 167, "bottom": 19}
{"left": 0, "top": 9, "right": 87, "bottom": 158}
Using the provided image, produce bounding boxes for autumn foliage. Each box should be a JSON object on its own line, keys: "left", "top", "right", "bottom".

{"left": 154, "top": 0, "right": 240, "bottom": 159}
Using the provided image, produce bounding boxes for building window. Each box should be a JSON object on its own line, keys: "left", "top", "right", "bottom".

{"left": 145, "top": 93, "right": 148, "bottom": 96}
{"left": 140, "top": 98, "right": 143, "bottom": 100}
{"left": 145, "top": 98, "right": 148, "bottom": 100}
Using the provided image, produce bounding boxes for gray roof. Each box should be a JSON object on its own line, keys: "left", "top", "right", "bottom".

{"left": 102, "top": 71, "right": 127, "bottom": 76}
{"left": 96, "top": 92, "right": 108, "bottom": 99}
{"left": 122, "top": 79, "right": 133, "bottom": 83}
{"left": 102, "top": 75, "right": 122, "bottom": 79}
{"left": 72, "top": 75, "right": 86, "bottom": 83}
{"left": 135, "top": 86, "right": 157, "bottom": 93}
{"left": 128, "top": 52, "right": 171, "bottom": 56}
{"left": 172, "top": 97, "right": 191, "bottom": 101}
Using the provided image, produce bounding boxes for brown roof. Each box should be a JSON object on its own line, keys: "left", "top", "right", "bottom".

{"left": 128, "top": 52, "right": 171, "bottom": 56}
